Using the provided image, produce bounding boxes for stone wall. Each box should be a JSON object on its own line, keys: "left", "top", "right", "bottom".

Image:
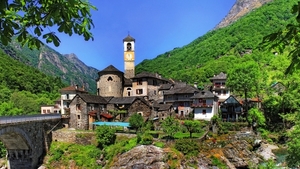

{"left": 52, "top": 129, "right": 97, "bottom": 145}
{"left": 128, "top": 99, "right": 151, "bottom": 117}
{"left": 69, "top": 96, "right": 88, "bottom": 130}
{"left": 98, "top": 74, "right": 123, "bottom": 97}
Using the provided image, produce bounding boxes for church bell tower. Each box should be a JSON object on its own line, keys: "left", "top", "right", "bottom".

{"left": 123, "top": 34, "right": 135, "bottom": 79}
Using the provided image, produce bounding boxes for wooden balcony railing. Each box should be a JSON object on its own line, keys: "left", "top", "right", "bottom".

{"left": 191, "top": 103, "right": 213, "bottom": 108}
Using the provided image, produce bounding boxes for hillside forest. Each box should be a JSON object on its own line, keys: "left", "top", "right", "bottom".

{"left": 0, "top": 49, "right": 66, "bottom": 115}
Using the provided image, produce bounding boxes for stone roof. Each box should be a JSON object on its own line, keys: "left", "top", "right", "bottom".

{"left": 159, "top": 84, "right": 173, "bottom": 90}
{"left": 123, "top": 35, "right": 135, "bottom": 42}
{"left": 223, "top": 95, "right": 241, "bottom": 105}
{"left": 59, "top": 85, "right": 87, "bottom": 93}
{"left": 76, "top": 94, "right": 107, "bottom": 104}
{"left": 132, "top": 72, "right": 169, "bottom": 82}
{"left": 158, "top": 104, "right": 172, "bottom": 111}
{"left": 109, "top": 97, "right": 137, "bottom": 104}
{"left": 103, "top": 96, "right": 114, "bottom": 102}
{"left": 164, "top": 83, "right": 199, "bottom": 95}
{"left": 108, "top": 97, "right": 149, "bottom": 106}
{"left": 190, "top": 90, "right": 216, "bottom": 99}
{"left": 210, "top": 72, "right": 227, "bottom": 80}
{"left": 98, "top": 65, "right": 123, "bottom": 75}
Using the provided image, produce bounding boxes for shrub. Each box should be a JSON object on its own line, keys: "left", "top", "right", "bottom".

{"left": 140, "top": 133, "right": 153, "bottom": 145}
{"left": 154, "top": 142, "right": 165, "bottom": 148}
{"left": 95, "top": 125, "right": 116, "bottom": 149}
{"left": 174, "top": 139, "right": 199, "bottom": 156}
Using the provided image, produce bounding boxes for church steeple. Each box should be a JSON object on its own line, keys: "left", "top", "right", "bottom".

{"left": 123, "top": 34, "right": 135, "bottom": 79}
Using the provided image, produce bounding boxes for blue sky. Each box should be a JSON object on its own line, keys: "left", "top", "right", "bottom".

{"left": 46, "top": 0, "right": 236, "bottom": 72}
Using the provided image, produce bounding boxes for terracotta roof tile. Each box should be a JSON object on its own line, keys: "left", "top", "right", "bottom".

{"left": 100, "top": 113, "right": 113, "bottom": 119}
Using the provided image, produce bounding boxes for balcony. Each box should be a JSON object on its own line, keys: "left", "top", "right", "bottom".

{"left": 191, "top": 103, "right": 213, "bottom": 108}
{"left": 213, "top": 85, "right": 226, "bottom": 89}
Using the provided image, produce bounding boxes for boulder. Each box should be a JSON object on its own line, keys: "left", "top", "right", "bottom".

{"left": 256, "top": 143, "right": 279, "bottom": 161}
{"left": 110, "top": 145, "right": 169, "bottom": 169}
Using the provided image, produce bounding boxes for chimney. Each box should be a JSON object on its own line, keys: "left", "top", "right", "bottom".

{"left": 75, "top": 84, "right": 78, "bottom": 90}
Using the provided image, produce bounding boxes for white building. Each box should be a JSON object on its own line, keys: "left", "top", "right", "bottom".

{"left": 191, "top": 90, "right": 218, "bottom": 121}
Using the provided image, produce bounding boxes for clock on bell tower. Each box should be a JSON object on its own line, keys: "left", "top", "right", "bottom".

{"left": 123, "top": 34, "right": 135, "bottom": 79}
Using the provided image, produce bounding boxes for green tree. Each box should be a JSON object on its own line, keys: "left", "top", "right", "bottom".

{"left": 129, "top": 113, "right": 144, "bottom": 133}
{"left": 161, "top": 116, "right": 180, "bottom": 139}
{"left": 286, "top": 114, "right": 300, "bottom": 168}
{"left": 183, "top": 120, "right": 202, "bottom": 138}
{"left": 0, "top": 0, "right": 96, "bottom": 49}
{"left": 261, "top": 1, "right": 300, "bottom": 74}
{"left": 247, "top": 108, "right": 266, "bottom": 132}
{"left": 227, "top": 60, "right": 261, "bottom": 113}
{"left": 95, "top": 125, "right": 116, "bottom": 149}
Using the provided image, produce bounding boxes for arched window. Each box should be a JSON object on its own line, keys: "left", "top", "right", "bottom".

{"left": 107, "top": 76, "right": 113, "bottom": 81}
{"left": 127, "top": 43, "right": 132, "bottom": 51}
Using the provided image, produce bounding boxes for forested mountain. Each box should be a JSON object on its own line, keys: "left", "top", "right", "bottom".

{"left": 0, "top": 42, "right": 98, "bottom": 93}
{"left": 136, "top": 0, "right": 297, "bottom": 87}
{"left": 0, "top": 49, "right": 66, "bottom": 115}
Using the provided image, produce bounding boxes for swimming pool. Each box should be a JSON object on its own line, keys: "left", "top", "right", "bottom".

{"left": 93, "top": 121, "right": 130, "bottom": 127}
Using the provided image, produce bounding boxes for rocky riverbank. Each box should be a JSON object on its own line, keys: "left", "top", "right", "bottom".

{"left": 106, "top": 131, "right": 280, "bottom": 169}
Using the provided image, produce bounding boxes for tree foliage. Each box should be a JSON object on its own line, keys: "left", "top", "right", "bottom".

{"left": 95, "top": 125, "right": 116, "bottom": 149}
{"left": 247, "top": 108, "right": 266, "bottom": 128}
{"left": 183, "top": 120, "right": 202, "bottom": 138}
{"left": 227, "top": 60, "right": 262, "bottom": 112}
{"left": 136, "top": 0, "right": 297, "bottom": 86}
{"left": 129, "top": 113, "right": 144, "bottom": 133}
{"left": 161, "top": 116, "right": 180, "bottom": 139}
{"left": 286, "top": 114, "right": 300, "bottom": 167}
{"left": 0, "top": 0, "right": 96, "bottom": 49}
{"left": 0, "top": 50, "right": 65, "bottom": 115}
{"left": 261, "top": 1, "right": 300, "bottom": 74}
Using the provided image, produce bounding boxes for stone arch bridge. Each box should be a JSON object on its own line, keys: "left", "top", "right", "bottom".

{"left": 0, "top": 114, "right": 62, "bottom": 169}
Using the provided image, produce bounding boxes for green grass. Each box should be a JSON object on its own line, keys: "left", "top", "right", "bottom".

{"left": 174, "top": 131, "right": 205, "bottom": 139}
{"left": 47, "top": 142, "right": 101, "bottom": 169}
{"left": 154, "top": 141, "right": 165, "bottom": 148}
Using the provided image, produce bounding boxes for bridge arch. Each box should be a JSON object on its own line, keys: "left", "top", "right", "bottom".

{"left": 0, "top": 126, "right": 33, "bottom": 150}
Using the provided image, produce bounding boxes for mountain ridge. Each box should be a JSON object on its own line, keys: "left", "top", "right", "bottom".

{"left": 215, "top": 0, "right": 273, "bottom": 29}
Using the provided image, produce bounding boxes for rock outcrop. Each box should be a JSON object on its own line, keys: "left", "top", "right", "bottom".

{"left": 215, "top": 0, "right": 273, "bottom": 29}
{"left": 110, "top": 145, "right": 169, "bottom": 169}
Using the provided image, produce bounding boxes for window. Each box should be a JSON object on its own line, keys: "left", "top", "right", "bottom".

{"left": 136, "top": 89, "right": 143, "bottom": 94}
{"left": 47, "top": 110, "right": 50, "bottom": 113}
{"left": 66, "top": 102, "right": 70, "bottom": 108}
{"left": 76, "top": 104, "right": 80, "bottom": 110}
{"left": 107, "top": 76, "right": 113, "bottom": 81}
{"left": 154, "top": 90, "right": 157, "bottom": 95}
{"left": 127, "top": 43, "right": 132, "bottom": 51}
{"left": 153, "top": 80, "right": 157, "bottom": 85}
{"left": 137, "top": 80, "right": 143, "bottom": 85}
{"left": 77, "top": 115, "right": 81, "bottom": 119}
{"left": 43, "top": 110, "right": 46, "bottom": 114}
{"left": 90, "top": 105, "right": 94, "bottom": 110}
{"left": 223, "top": 90, "right": 227, "bottom": 95}
{"left": 202, "top": 109, "right": 206, "bottom": 115}
{"left": 66, "top": 94, "right": 69, "bottom": 99}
